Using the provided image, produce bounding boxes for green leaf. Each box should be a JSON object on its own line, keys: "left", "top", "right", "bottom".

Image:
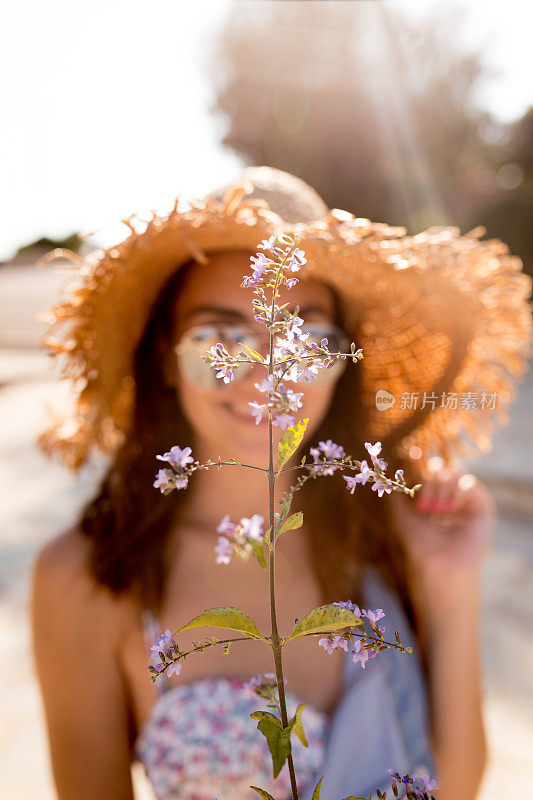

{"left": 285, "top": 604, "right": 362, "bottom": 643}
{"left": 250, "top": 710, "right": 282, "bottom": 725}
{"left": 176, "top": 607, "right": 268, "bottom": 643}
{"left": 312, "top": 777, "right": 324, "bottom": 800}
{"left": 277, "top": 418, "right": 309, "bottom": 470}
{"left": 250, "top": 711, "right": 291, "bottom": 778}
{"left": 278, "top": 511, "right": 303, "bottom": 536}
{"left": 239, "top": 342, "right": 265, "bottom": 363}
{"left": 250, "top": 788, "right": 276, "bottom": 800}
{"left": 250, "top": 538, "right": 266, "bottom": 569}
{"left": 263, "top": 525, "right": 272, "bottom": 546}
{"left": 290, "top": 703, "right": 308, "bottom": 747}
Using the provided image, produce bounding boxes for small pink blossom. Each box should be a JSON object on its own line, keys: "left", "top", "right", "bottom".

{"left": 216, "top": 515, "right": 236, "bottom": 535}
{"left": 372, "top": 479, "right": 392, "bottom": 497}
{"left": 153, "top": 468, "right": 174, "bottom": 493}
{"left": 272, "top": 413, "right": 295, "bottom": 430}
{"left": 318, "top": 635, "right": 350, "bottom": 654}
{"left": 166, "top": 661, "right": 182, "bottom": 677}
{"left": 361, "top": 608, "right": 385, "bottom": 625}
{"left": 214, "top": 536, "right": 232, "bottom": 564}
{"left": 156, "top": 446, "right": 193, "bottom": 470}
{"left": 240, "top": 514, "right": 264, "bottom": 542}
{"left": 248, "top": 401, "right": 266, "bottom": 424}
{"left": 351, "top": 639, "right": 377, "bottom": 669}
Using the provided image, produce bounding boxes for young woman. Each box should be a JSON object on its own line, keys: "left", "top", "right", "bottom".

{"left": 31, "top": 167, "right": 531, "bottom": 800}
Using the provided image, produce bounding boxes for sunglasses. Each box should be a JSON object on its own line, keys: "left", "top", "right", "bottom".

{"left": 174, "top": 322, "right": 350, "bottom": 390}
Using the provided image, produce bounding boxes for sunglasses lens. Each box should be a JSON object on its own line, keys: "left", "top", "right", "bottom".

{"left": 175, "top": 323, "right": 350, "bottom": 390}
{"left": 175, "top": 325, "right": 255, "bottom": 390}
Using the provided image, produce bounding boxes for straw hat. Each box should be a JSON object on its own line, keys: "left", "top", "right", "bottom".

{"left": 38, "top": 166, "right": 533, "bottom": 474}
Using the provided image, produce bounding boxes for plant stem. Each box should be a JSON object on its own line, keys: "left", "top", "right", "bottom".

{"left": 267, "top": 269, "right": 299, "bottom": 800}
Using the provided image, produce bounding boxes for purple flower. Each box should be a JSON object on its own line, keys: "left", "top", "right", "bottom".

{"left": 174, "top": 476, "right": 189, "bottom": 490}
{"left": 318, "top": 635, "right": 349, "bottom": 654}
{"left": 254, "top": 374, "right": 274, "bottom": 394}
{"left": 285, "top": 277, "right": 299, "bottom": 289}
{"left": 319, "top": 439, "right": 345, "bottom": 459}
{"left": 419, "top": 774, "right": 439, "bottom": 792}
{"left": 365, "top": 441, "right": 382, "bottom": 458}
{"left": 215, "top": 364, "right": 235, "bottom": 383}
{"left": 214, "top": 536, "right": 232, "bottom": 564}
{"left": 248, "top": 401, "right": 266, "bottom": 424}
{"left": 333, "top": 600, "right": 361, "bottom": 617}
{"left": 344, "top": 475, "right": 358, "bottom": 494}
{"left": 358, "top": 460, "right": 372, "bottom": 485}
{"left": 272, "top": 413, "right": 295, "bottom": 430}
{"left": 153, "top": 468, "right": 174, "bottom": 493}
{"left": 250, "top": 253, "right": 270, "bottom": 279}
{"left": 156, "top": 445, "right": 193, "bottom": 470}
{"left": 166, "top": 661, "right": 182, "bottom": 678}
{"left": 342, "top": 461, "right": 373, "bottom": 492}
{"left": 216, "top": 514, "right": 236, "bottom": 535}
{"left": 257, "top": 235, "right": 277, "bottom": 251}
{"left": 351, "top": 639, "right": 377, "bottom": 669}
{"left": 361, "top": 608, "right": 385, "bottom": 625}
{"left": 372, "top": 479, "right": 392, "bottom": 497}
{"left": 240, "top": 514, "right": 264, "bottom": 542}
{"left": 284, "top": 315, "right": 304, "bottom": 341}
{"left": 310, "top": 439, "right": 345, "bottom": 476}
{"left": 394, "top": 469, "right": 404, "bottom": 482}
{"left": 286, "top": 388, "right": 304, "bottom": 412}
{"left": 296, "top": 364, "right": 319, "bottom": 382}
{"left": 365, "top": 441, "right": 388, "bottom": 470}
{"left": 288, "top": 248, "right": 307, "bottom": 271}
{"left": 207, "top": 342, "right": 225, "bottom": 359}
{"left": 150, "top": 629, "right": 176, "bottom": 653}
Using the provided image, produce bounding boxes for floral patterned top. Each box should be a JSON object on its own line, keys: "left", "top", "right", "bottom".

{"left": 135, "top": 612, "right": 328, "bottom": 800}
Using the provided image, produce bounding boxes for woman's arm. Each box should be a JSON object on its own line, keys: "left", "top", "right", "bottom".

{"left": 31, "top": 529, "right": 135, "bottom": 800}
{"left": 417, "top": 573, "right": 487, "bottom": 800}
{"left": 390, "top": 461, "right": 495, "bottom": 800}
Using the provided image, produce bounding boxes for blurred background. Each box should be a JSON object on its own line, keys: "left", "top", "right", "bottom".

{"left": 0, "top": 1, "right": 531, "bottom": 798}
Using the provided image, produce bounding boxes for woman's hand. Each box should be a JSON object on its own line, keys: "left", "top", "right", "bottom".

{"left": 389, "top": 456, "right": 497, "bottom": 622}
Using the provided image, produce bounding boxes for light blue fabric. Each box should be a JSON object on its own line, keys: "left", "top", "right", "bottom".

{"left": 302, "top": 567, "right": 437, "bottom": 800}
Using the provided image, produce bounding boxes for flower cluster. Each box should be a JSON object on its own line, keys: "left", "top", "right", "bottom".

{"left": 387, "top": 770, "right": 439, "bottom": 799}
{"left": 305, "top": 440, "right": 411, "bottom": 500}
{"left": 250, "top": 374, "right": 304, "bottom": 430}
{"left": 153, "top": 446, "right": 194, "bottom": 494}
{"left": 310, "top": 439, "right": 346, "bottom": 475}
{"left": 148, "top": 629, "right": 182, "bottom": 680}
{"left": 214, "top": 513, "right": 265, "bottom": 564}
{"left": 319, "top": 603, "right": 388, "bottom": 669}
{"left": 241, "top": 235, "right": 307, "bottom": 290}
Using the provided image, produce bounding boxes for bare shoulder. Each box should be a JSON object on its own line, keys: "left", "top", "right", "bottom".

{"left": 31, "top": 526, "right": 133, "bottom": 645}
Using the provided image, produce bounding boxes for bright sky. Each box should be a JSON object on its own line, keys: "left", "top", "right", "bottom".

{"left": 0, "top": 0, "right": 531, "bottom": 260}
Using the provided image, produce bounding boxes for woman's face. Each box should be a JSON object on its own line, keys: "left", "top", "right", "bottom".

{"left": 164, "top": 250, "right": 343, "bottom": 462}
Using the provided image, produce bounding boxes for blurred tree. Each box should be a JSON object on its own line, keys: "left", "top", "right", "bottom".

{"left": 5, "top": 233, "right": 83, "bottom": 266}
{"left": 208, "top": 1, "right": 502, "bottom": 234}
{"left": 469, "top": 108, "right": 533, "bottom": 277}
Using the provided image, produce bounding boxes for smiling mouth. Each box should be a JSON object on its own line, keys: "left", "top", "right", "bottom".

{"left": 222, "top": 402, "right": 267, "bottom": 425}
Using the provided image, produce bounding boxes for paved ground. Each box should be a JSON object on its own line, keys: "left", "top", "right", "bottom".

{"left": 0, "top": 265, "right": 532, "bottom": 799}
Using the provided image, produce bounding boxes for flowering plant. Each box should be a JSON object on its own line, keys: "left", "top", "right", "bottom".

{"left": 150, "top": 234, "right": 438, "bottom": 800}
